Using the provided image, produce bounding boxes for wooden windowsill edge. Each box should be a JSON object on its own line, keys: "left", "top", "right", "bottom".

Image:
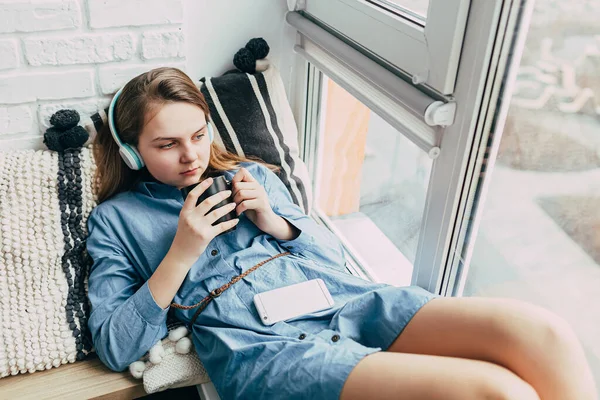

{"left": 0, "top": 354, "right": 147, "bottom": 400}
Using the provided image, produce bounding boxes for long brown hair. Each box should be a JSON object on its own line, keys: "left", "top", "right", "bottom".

{"left": 94, "top": 67, "right": 277, "bottom": 203}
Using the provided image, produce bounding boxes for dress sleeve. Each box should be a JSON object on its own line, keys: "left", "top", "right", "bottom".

{"left": 86, "top": 209, "right": 168, "bottom": 372}
{"left": 261, "top": 165, "right": 347, "bottom": 270}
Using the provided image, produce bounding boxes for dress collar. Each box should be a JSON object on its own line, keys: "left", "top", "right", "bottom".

{"left": 133, "top": 171, "right": 181, "bottom": 200}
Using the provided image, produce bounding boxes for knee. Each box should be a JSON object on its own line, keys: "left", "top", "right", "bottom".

{"left": 481, "top": 380, "right": 540, "bottom": 400}
{"left": 496, "top": 299, "right": 580, "bottom": 352}
{"left": 522, "top": 302, "right": 580, "bottom": 351}
{"left": 477, "top": 369, "right": 540, "bottom": 400}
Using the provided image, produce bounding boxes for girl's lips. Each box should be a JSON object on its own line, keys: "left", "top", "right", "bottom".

{"left": 181, "top": 168, "right": 198, "bottom": 176}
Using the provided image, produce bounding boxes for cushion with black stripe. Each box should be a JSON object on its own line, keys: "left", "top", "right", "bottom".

{"left": 199, "top": 63, "right": 313, "bottom": 215}
{"left": 0, "top": 148, "right": 96, "bottom": 377}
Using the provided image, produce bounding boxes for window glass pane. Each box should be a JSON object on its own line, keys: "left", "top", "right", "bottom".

{"left": 371, "top": 0, "right": 429, "bottom": 21}
{"left": 464, "top": 0, "right": 600, "bottom": 393}
{"left": 315, "top": 74, "right": 432, "bottom": 287}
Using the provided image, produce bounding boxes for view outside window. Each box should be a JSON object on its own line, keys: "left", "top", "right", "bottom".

{"left": 464, "top": 0, "right": 600, "bottom": 393}
{"left": 315, "top": 75, "right": 431, "bottom": 287}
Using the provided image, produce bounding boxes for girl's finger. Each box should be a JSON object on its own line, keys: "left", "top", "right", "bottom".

{"left": 233, "top": 188, "right": 258, "bottom": 204}
{"left": 204, "top": 202, "right": 237, "bottom": 225}
{"left": 232, "top": 181, "right": 258, "bottom": 200}
{"left": 231, "top": 168, "right": 245, "bottom": 184}
{"left": 232, "top": 181, "right": 256, "bottom": 189}
{"left": 231, "top": 167, "right": 256, "bottom": 185}
{"left": 181, "top": 177, "right": 213, "bottom": 212}
{"left": 196, "top": 189, "right": 232, "bottom": 216}
{"left": 213, "top": 217, "right": 240, "bottom": 234}
{"left": 236, "top": 199, "right": 260, "bottom": 215}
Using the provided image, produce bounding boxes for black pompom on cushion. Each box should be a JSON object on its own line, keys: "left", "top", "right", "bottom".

{"left": 233, "top": 37, "right": 270, "bottom": 74}
{"left": 50, "top": 109, "right": 80, "bottom": 131}
{"left": 43, "top": 127, "right": 64, "bottom": 152}
{"left": 233, "top": 48, "right": 257, "bottom": 74}
{"left": 60, "top": 126, "right": 89, "bottom": 149}
{"left": 245, "top": 38, "right": 269, "bottom": 60}
{"left": 44, "top": 109, "right": 89, "bottom": 152}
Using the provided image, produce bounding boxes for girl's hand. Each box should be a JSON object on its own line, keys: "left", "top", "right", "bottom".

{"left": 231, "top": 168, "right": 275, "bottom": 230}
{"left": 170, "top": 177, "right": 239, "bottom": 264}
{"left": 231, "top": 168, "right": 299, "bottom": 241}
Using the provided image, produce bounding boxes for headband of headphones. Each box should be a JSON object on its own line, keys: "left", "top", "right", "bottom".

{"left": 108, "top": 86, "right": 215, "bottom": 171}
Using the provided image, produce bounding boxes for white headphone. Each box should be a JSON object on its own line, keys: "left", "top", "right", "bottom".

{"left": 108, "top": 86, "right": 215, "bottom": 170}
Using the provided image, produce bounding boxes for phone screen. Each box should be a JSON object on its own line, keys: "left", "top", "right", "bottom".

{"left": 253, "top": 279, "right": 334, "bottom": 325}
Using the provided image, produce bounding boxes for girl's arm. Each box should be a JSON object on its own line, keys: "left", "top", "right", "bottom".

{"left": 87, "top": 180, "right": 237, "bottom": 372}
{"left": 87, "top": 210, "right": 170, "bottom": 372}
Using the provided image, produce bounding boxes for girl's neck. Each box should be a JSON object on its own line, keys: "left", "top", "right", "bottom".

{"left": 136, "top": 168, "right": 159, "bottom": 185}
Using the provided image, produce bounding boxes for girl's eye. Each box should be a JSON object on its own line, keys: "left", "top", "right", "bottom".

{"left": 158, "top": 132, "right": 204, "bottom": 149}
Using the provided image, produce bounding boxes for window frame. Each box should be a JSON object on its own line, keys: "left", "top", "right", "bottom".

{"left": 291, "top": 0, "right": 534, "bottom": 295}
{"left": 303, "top": 0, "right": 471, "bottom": 94}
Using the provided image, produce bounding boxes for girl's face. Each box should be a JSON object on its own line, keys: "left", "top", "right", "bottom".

{"left": 137, "top": 102, "right": 211, "bottom": 189}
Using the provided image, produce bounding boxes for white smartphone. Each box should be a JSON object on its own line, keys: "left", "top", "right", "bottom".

{"left": 253, "top": 279, "right": 335, "bottom": 325}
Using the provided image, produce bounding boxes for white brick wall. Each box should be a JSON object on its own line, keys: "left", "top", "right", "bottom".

{"left": 142, "top": 31, "right": 185, "bottom": 60}
{"left": 0, "top": 106, "right": 33, "bottom": 135}
{"left": 88, "top": 0, "right": 183, "bottom": 29}
{"left": 23, "top": 33, "right": 136, "bottom": 66}
{"left": 0, "top": 0, "right": 82, "bottom": 34}
{"left": 0, "top": 39, "right": 19, "bottom": 70}
{"left": 0, "top": 0, "right": 187, "bottom": 149}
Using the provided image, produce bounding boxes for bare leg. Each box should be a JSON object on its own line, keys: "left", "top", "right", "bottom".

{"left": 387, "top": 297, "right": 598, "bottom": 400}
{"left": 340, "top": 351, "right": 539, "bottom": 400}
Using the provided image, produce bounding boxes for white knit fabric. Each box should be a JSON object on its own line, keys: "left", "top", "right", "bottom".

{"left": 141, "top": 333, "right": 210, "bottom": 394}
{"left": 127, "top": 323, "right": 211, "bottom": 393}
{"left": 0, "top": 148, "right": 96, "bottom": 377}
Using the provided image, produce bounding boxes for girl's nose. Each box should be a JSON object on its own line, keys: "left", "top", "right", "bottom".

{"left": 180, "top": 143, "right": 197, "bottom": 163}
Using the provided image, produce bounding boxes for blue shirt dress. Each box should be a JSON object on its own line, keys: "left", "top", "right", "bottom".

{"left": 86, "top": 161, "right": 438, "bottom": 400}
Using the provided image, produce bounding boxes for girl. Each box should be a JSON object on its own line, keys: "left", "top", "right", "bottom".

{"left": 87, "top": 67, "right": 597, "bottom": 400}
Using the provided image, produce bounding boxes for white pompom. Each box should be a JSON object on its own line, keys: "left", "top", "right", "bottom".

{"left": 129, "top": 361, "right": 146, "bottom": 379}
{"left": 175, "top": 337, "right": 192, "bottom": 354}
{"left": 168, "top": 326, "right": 189, "bottom": 342}
{"left": 148, "top": 342, "right": 165, "bottom": 364}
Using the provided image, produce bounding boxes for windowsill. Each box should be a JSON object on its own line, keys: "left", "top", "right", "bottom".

{"left": 331, "top": 212, "right": 413, "bottom": 287}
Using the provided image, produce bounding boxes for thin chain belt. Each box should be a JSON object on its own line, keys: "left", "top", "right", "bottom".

{"left": 170, "top": 252, "right": 291, "bottom": 326}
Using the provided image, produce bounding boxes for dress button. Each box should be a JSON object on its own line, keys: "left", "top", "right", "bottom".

{"left": 331, "top": 334, "right": 340, "bottom": 342}
{"left": 211, "top": 249, "right": 218, "bottom": 256}
{"left": 298, "top": 333, "right": 306, "bottom": 340}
